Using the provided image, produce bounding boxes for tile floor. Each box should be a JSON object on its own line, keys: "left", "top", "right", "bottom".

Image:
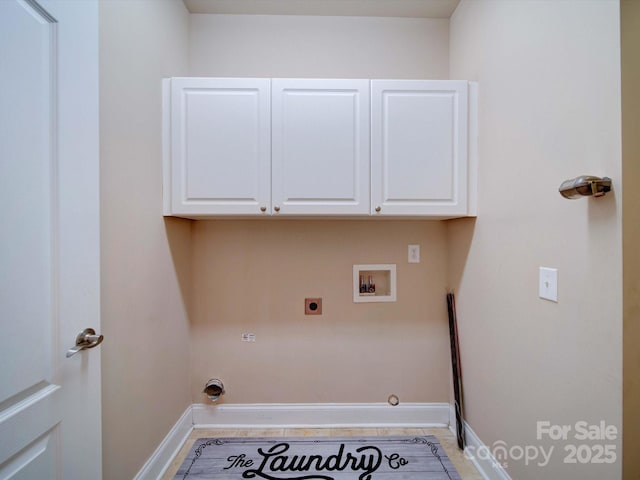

{"left": 161, "top": 427, "right": 483, "bottom": 479}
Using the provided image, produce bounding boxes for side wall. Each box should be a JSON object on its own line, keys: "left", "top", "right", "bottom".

{"left": 188, "top": 15, "right": 452, "bottom": 406}
{"left": 100, "top": 2, "right": 192, "bottom": 479}
{"left": 621, "top": 0, "right": 640, "bottom": 477}
{"left": 449, "top": 1, "right": 622, "bottom": 479}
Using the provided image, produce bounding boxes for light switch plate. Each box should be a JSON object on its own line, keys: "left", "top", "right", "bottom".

{"left": 539, "top": 267, "right": 558, "bottom": 302}
{"left": 408, "top": 245, "right": 420, "bottom": 263}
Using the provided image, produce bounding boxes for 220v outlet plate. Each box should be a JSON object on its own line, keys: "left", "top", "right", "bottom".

{"left": 305, "top": 298, "right": 322, "bottom": 315}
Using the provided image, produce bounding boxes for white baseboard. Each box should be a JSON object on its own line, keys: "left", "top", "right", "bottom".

{"left": 133, "top": 405, "right": 193, "bottom": 480}
{"left": 463, "top": 422, "right": 512, "bottom": 480}
{"left": 136, "top": 402, "right": 451, "bottom": 479}
{"left": 449, "top": 405, "right": 512, "bottom": 480}
{"left": 133, "top": 402, "right": 518, "bottom": 480}
{"left": 192, "top": 402, "right": 450, "bottom": 429}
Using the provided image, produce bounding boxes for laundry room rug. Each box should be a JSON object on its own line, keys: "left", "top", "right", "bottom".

{"left": 174, "top": 435, "right": 462, "bottom": 479}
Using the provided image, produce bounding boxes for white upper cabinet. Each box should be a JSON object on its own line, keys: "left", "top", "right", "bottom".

{"left": 164, "top": 77, "right": 476, "bottom": 218}
{"left": 272, "top": 79, "right": 370, "bottom": 215}
{"left": 371, "top": 80, "right": 469, "bottom": 216}
{"left": 165, "top": 77, "right": 271, "bottom": 216}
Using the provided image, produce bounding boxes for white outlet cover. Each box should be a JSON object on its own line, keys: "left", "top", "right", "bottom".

{"left": 539, "top": 267, "right": 558, "bottom": 302}
{"left": 408, "top": 244, "right": 420, "bottom": 263}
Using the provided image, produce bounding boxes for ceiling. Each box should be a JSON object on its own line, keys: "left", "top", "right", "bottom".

{"left": 182, "top": 0, "right": 461, "bottom": 19}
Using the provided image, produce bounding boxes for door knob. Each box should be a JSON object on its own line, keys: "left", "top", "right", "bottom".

{"left": 66, "top": 328, "right": 104, "bottom": 358}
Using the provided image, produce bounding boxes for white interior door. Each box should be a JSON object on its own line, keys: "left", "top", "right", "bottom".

{"left": 0, "top": 0, "right": 101, "bottom": 478}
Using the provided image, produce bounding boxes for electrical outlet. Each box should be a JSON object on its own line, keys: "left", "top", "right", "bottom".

{"left": 408, "top": 245, "right": 420, "bottom": 263}
{"left": 305, "top": 298, "right": 322, "bottom": 315}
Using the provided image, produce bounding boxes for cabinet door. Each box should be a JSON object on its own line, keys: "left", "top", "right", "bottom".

{"left": 272, "top": 79, "right": 370, "bottom": 215}
{"left": 168, "top": 78, "right": 271, "bottom": 216}
{"left": 371, "top": 80, "right": 468, "bottom": 216}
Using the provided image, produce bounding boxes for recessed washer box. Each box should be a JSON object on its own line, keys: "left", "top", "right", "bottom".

{"left": 353, "top": 264, "right": 397, "bottom": 303}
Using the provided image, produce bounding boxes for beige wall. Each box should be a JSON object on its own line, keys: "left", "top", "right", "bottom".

{"left": 449, "top": 1, "right": 622, "bottom": 479}
{"left": 191, "top": 220, "right": 450, "bottom": 404}
{"left": 188, "top": 15, "right": 452, "bottom": 406}
{"left": 98, "top": 3, "right": 631, "bottom": 477}
{"left": 621, "top": 1, "right": 640, "bottom": 477}
{"left": 189, "top": 14, "right": 449, "bottom": 79}
{"left": 99, "top": 1, "right": 192, "bottom": 479}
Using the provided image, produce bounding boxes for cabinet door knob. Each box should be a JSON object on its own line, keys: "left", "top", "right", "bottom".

{"left": 375, "top": 206, "right": 382, "bottom": 213}
{"left": 260, "top": 206, "right": 267, "bottom": 212}
{"left": 274, "top": 206, "right": 280, "bottom": 212}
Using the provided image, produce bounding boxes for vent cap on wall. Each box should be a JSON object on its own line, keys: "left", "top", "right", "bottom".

{"left": 203, "top": 378, "right": 225, "bottom": 402}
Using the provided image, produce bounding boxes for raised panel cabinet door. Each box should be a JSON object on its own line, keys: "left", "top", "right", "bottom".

{"left": 371, "top": 80, "right": 468, "bottom": 216}
{"left": 168, "top": 78, "right": 271, "bottom": 216}
{"left": 272, "top": 79, "right": 370, "bottom": 215}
